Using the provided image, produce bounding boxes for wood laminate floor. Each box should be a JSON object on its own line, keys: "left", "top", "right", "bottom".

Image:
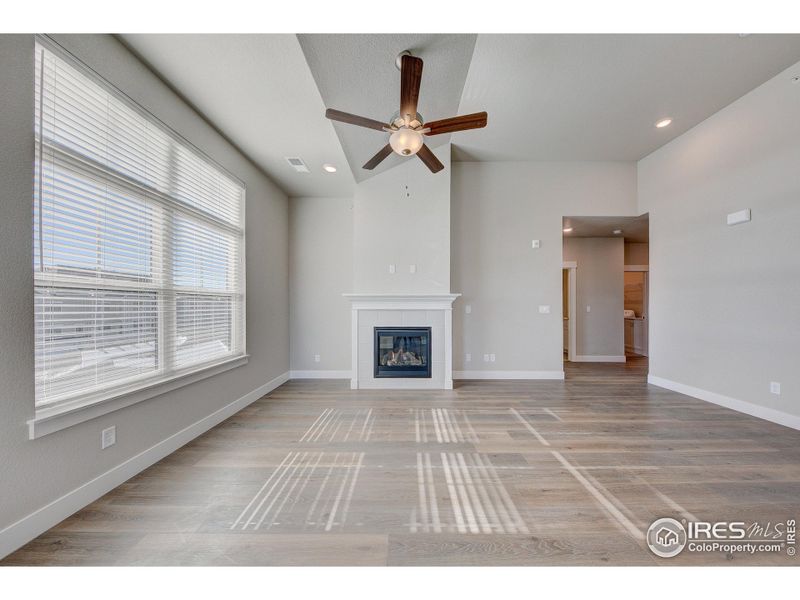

{"left": 4, "top": 357, "right": 799, "bottom": 566}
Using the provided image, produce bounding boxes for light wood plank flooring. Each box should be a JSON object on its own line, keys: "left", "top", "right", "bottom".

{"left": 3, "top": 358, "right": 799, "bottom": 566}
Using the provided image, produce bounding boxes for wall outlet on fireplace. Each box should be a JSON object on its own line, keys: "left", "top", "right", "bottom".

{"left": 409, "top": 264, "right": 416, "bottom": 274}
{"left": 465, "top": 304, "right": 472, "bottom": 314}
{"left": 490, "top": 353, "right": 496, "bottom": 362}
{"left": 465, "top": 353, "right": 471, "bottom": 362}
{"left": 314, "top": 354, "right": 320, "bottom": 363}
{"left": 483, "top": 354, "right": 490, "bottom": 362}
{"left": 388, "top": 264, "right": 396, "bottom": 274}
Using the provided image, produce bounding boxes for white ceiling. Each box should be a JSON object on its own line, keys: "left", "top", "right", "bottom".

{"left": 454, "top": 34, "right": 800, "bottom": 161}
{"left": 118, "top": 34, "right": 800, "bottom": 197}
{"left": 119, "top": 34, "right": 355, "bottom": 198}
{"left": 297, "top": 34, "right": 477, "bottom": 182}
{"left": 563, "top": 214, "right": 649, "bottom": 243}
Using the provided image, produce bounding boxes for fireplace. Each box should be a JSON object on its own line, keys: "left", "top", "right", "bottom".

{"left": 374, "top": 327, "right": 431, "bottom": 378}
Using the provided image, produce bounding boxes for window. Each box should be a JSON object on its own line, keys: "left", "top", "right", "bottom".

{"left": 33, "top": 38, "right": 246, "bottom": 412}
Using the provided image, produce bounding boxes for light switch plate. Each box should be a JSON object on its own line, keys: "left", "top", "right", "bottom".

{"left": 538, "top": 305, "right": 550, "bottom": 314}
{"left": 586, "top": 305, "right": 591, "bottom": 312}
{"left": 483, "top": 354, "right": 490, "bottom": 362}
{"left": 465, "top": 304, "right": 472, "bottom": 314}
{"left": 409, "top": 264, "right": 416, "bottom": 274}
{"left": 465, "top": 353, "right": 471, "bottom": 363}
{"left": 388, "top": 264, "right": 396, "bottom": 274}
{"left": 314, "top": 354, "right": 320, "bottom": 363}
{"left": 490, "top": 353, "right": 496, "bottom": 362}
{"left": 727, "top": 209, "right": 751, "bottom": 226}
{"left": 770, "top": 382, "right": 781, "bottom": 395}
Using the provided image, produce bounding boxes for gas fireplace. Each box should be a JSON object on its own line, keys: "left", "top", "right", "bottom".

{"left": 374, "top": 327, "right": 431, "bottom": 378}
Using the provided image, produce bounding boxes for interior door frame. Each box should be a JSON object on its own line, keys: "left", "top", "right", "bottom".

{"left": 624, "top": 264, "right": 649, "bottom": 356}
{"left": 562, "top": 261, "right": 577, "bottom": 362}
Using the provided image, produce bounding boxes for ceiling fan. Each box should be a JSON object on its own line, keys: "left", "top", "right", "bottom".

{"left": 325, "top": 51, "right": 488, "bottom": 174}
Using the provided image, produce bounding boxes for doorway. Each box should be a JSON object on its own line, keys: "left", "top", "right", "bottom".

{"left": 623, "top": 267, "right": 648, "bottom": 357}
{"left": 562, "top": 262, "right": 576, "bottom": 362}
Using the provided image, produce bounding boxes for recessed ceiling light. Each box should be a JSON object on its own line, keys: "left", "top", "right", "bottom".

{"left": 322, "top": 164, "right": 337, "bottom": 173}
{"left": 613, "top": 229, "right": 622, "bottom": 235}
{"left": 655, "top": 118, "right": 673, "bottom": 128}
{"left": 563, "top": 227, "right": 573, "bottom": 233}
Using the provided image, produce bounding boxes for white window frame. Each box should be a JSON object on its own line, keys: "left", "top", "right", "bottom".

{"left": 28, "top": 36, "right": 248, "bottom": 439}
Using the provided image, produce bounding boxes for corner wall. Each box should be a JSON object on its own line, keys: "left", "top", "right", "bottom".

{"left": 638, "top": 59, "right": 800, "bottom": 427}
{"left": 0, "top": 34, "right": 290, "bottom": 556}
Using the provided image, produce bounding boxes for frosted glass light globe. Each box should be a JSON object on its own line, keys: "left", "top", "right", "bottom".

{"left": 389, "top": 127, "right": 424, "bottom": 156}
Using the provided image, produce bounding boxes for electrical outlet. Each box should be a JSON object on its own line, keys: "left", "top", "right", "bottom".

{"left": 314, "top": 354, "right": 321, "bottom": 363}
{"left": 388, "top": 264, "right": 396, "bottom": 274}
{"left": 483, "top": 354, "right": 490, "bottom": 362}
{"left": 101, "top": 426, "right": 116, "bottom": 450}
{"left": 465, "top": 304, "right": 472, "bottom": 314}
{"left": 490, "top": 353, "right": 496, "bottom": 363}
{"left": 770, "top": 382, "right": 781, "bottom": 395}
{"left": 531, "top": 240, "right": 540, "bottom": 249}
{"left": 586, "top": 305, "right": 591, "bottom": 312}
{"left": 465, "top": 353, "right": 472, "bottom": 363}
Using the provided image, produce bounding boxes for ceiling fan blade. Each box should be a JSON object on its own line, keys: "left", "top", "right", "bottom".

{"left": 363, "top": 144, "right": 394, "bottom": 170}
{"left": 416, "top": 144, "right": 444, "bottom": 173}
{"left": 326, "top": 108, "right": 387, "bottom": 132}
{"left": 424, "top": 111, "right": 488, "bottom": 136}
{"left": 400, "top": 55, "right": 423, "bottom": 124}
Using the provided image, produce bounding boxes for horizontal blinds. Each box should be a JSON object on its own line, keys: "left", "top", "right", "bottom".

{"left": 34, "top": 39, "right": 246, "bottom": 409}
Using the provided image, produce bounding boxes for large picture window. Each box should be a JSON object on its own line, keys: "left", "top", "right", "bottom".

{"left": 33, "top": 39, "right": 246, "bottom": 412}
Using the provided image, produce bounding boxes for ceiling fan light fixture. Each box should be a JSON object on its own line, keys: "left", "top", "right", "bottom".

{"left": 389, "top": 127, "right": 424, "bottom": 156}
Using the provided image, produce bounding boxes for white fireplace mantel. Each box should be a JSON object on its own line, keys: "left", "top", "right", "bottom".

{"left": 343, "top": 293, "right": 461, "bottom": 390}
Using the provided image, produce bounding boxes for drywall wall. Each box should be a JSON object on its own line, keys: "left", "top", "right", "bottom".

{"left": 624, "top": 242, "right": 649, "bottom": 265}
{"left": 563, "top": 238, "right": 625, "bottom": 358}
{"left": 353, "top": 145, "right": 451, "bottom": 294}
{"left": 638, "top": 59, "right": 800, "bottom": 423}
{"left": 0, "top": 34, "right": 289, "bottom": 555}
{"left": 289, "top": 197, "right": 353, "bottom": 373}
{"left": 451, "top": 161, "right": 638, "bottom": 374}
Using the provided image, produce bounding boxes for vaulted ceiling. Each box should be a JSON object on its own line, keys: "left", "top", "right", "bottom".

{"left": 119, "top": 33, "right": 800, "bottom": 197}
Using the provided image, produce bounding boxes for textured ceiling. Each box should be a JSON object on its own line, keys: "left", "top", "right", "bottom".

{"left": 563, "top": 214, "right": 649, "bottom": 243}
{"left": 119, "top": 34, "right": 800, "bottom": 196}
{"left": 298, "top": 34, "right": 477, "bottom": 182}
{"left": 453, "top": 34, "right": 800, "bottom": 162}
{"left": 119, "top": 34, "right": 355, "bottom": 198}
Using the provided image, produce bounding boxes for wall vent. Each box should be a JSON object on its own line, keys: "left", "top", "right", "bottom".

{"left": 285, "top": 157, "right": 310, "bottom": 173}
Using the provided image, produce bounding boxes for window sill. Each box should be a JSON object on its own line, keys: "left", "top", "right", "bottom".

{"left": 27, "top": 354, "right": 249, "bottom": 439}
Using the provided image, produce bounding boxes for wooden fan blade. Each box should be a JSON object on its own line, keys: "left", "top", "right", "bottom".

{"left": 416, "top": 144, "right": 444, "bottom": 173}
{"left": 400, "top": 55, "right": 423, "bottom": 124}
{"left": 363, "top": 144, "right": 394, "bottom": 170}
{"left": 326, "top": 108, "right": 387, "bottom": 132}
{"left": 424, "top": 111, "right": 488, "bottom": 136}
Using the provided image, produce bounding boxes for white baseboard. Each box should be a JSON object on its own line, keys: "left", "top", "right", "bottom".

{"left": 572, "top": 355, "right": 626, "bottom": 363}
{"left": 289, "top": 370, "right": 351, "bottom": 379}
{"left": 0, "top": 371, "right": 290, "bottom": 560}
{"left": 648, "top": 375, "right": 800, "bottom": 431}
{"left": 453, "top": 370, "right": 565, "bottom": 380}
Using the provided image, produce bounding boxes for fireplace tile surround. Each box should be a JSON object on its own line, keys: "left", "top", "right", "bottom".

{"left": 343, "top": 294, "right": 460, "bottom": 390}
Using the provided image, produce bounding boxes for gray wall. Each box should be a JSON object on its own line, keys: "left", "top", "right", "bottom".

{"left": 638, "top": 59, "right": 800, "bottom": 418}
{"left": 353, "top": 145, "right": 451, "bottom": 294}
{"left": 563, "top": 238, "right": 625, "bottom": 358}
{"left": 451, "top": 162, "right": 637, "bottom": 373}
{"left": 289, "top": 197, "right": 353, "bottom": 372}
{"left": 0, "top": 35, "right": 289, "bottom": 539}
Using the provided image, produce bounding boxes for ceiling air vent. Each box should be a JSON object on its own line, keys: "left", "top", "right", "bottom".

{"left": 285, "top": 157, "right": 310, "bottom": 173}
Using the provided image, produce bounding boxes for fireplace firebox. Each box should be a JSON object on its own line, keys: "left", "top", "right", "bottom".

{"left": 374, "top": 327, "right": 431, "bottom": 378}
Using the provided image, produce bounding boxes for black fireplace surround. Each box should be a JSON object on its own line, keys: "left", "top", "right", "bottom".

{"left": 374, "top": 327, "right": 431, "bottom": 378}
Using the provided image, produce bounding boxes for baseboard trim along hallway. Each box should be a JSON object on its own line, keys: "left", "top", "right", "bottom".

{"left": 0, "top": 371, "right": 291, "bottom": 560}
{"left": 648, "top": 374, "right": 800, "bottom": 431}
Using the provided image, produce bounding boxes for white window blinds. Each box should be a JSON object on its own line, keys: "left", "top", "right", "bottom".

{"left": 34, "top": 39, "right": 246, "bottom": 410}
